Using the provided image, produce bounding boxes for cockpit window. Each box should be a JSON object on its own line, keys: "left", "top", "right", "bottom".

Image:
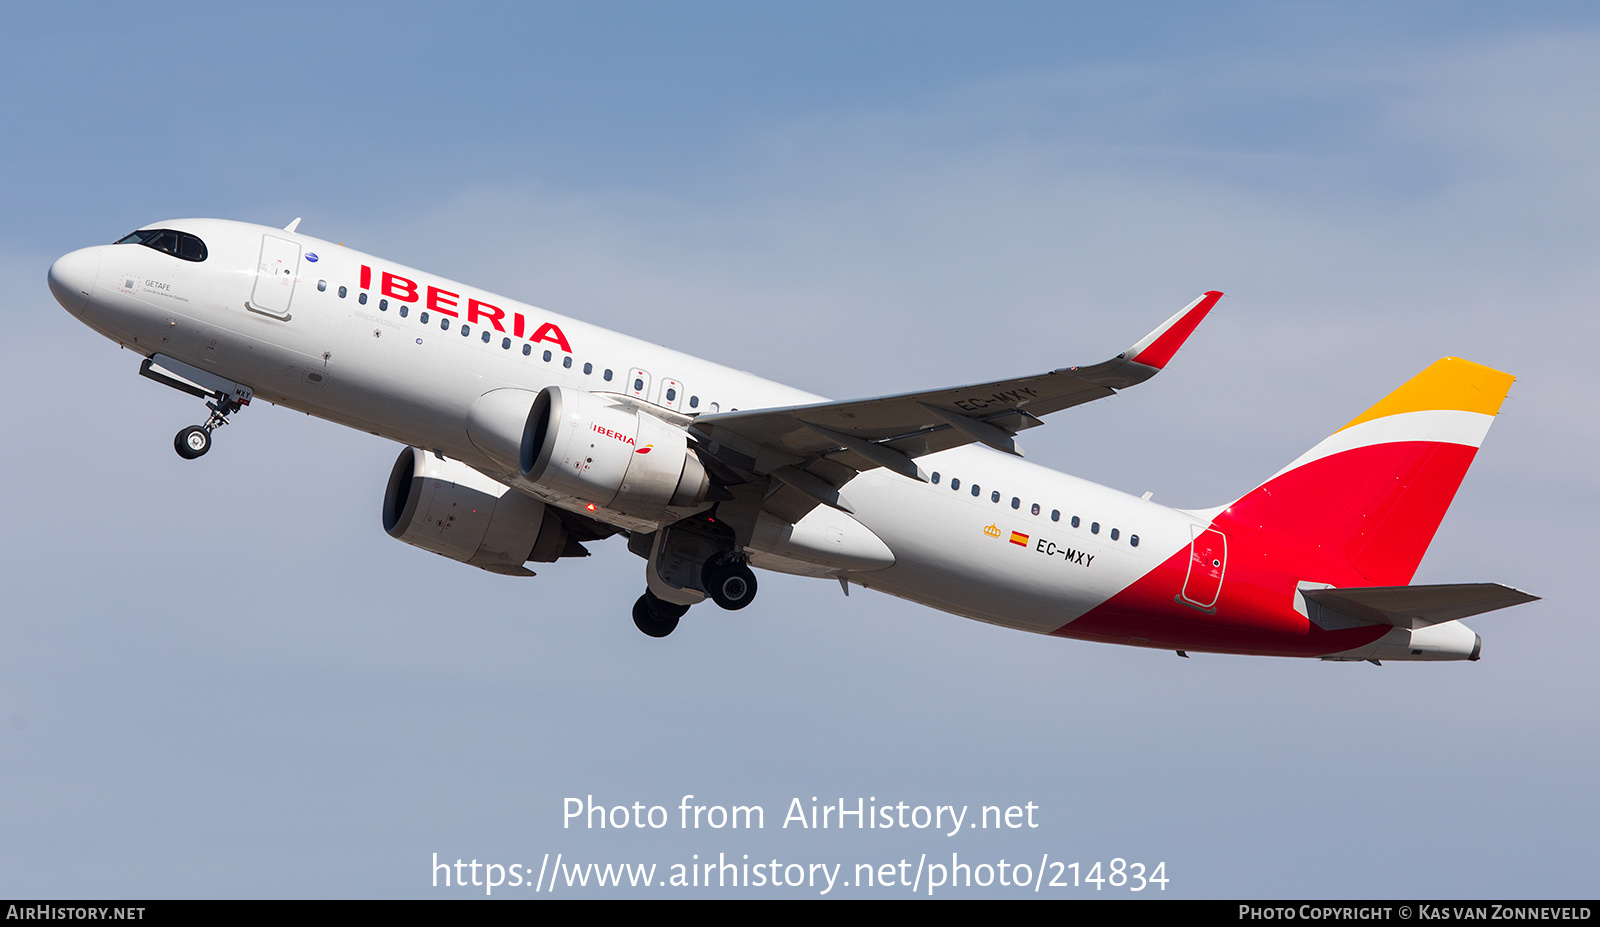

{"left": 115, "top": 228, "right": 208, "bottom": 263}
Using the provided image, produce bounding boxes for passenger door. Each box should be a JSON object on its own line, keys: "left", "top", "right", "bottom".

{"left": 1180, "top": 527, "right": 1227, "bottom": 611}
{"left": 247, "top": 235, "right": 301, "bottom": 319}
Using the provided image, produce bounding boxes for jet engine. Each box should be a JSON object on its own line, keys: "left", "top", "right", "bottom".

{"left": 382, "top": 446, "right": 575, "bottom": 575}
{"left": 519, "top": 386, "right": 710, "bottom": 519}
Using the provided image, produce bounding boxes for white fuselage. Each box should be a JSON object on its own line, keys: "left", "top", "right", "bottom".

{"left": 50, "top": 218, "right": 1205, "bottom": 636}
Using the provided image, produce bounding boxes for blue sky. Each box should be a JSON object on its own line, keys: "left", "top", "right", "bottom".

{"left": 3, "top": 2, "right": 1595, "bottom": 898}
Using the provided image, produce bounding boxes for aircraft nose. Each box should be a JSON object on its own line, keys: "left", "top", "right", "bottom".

{"left": 48, "top": 247, "right": 102, "bottom": 316}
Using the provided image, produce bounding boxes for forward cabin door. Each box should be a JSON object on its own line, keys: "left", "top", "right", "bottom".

{"left": 248, "top": 234, "right": 301, "bottom": 319}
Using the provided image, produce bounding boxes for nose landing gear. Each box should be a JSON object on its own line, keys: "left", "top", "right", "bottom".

{"left": 172, "top": 394, "right": 243, "bottom": 459}
{"left": 175, "top": 425, "right": 211, "bottom": 459}
{"left": 138, "top": 354, "right": 252, "bottom": 460}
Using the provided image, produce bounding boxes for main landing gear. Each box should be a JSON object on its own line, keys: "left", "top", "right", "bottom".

{"left": 137, "top": 355, "right": 253, "bottom": 461}
{"left": 632, "top": 591, "right": 690, "bottom": 638}
{"left": 702, "top": 553, "right": 758, "bottom": 611}
{"left": 631, "top": 542, "right": 760, "bottom": 638}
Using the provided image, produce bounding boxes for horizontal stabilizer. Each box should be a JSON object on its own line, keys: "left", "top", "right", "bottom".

{"left": 1301, "top": 583, "right": 1538, "bottom": 630}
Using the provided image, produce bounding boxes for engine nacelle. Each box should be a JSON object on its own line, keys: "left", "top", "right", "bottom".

{"left": 520, "top": 386, "right": 710, "bottom": 520}
{"left": 382, "top": 446, "right": 571, "bottom": 575}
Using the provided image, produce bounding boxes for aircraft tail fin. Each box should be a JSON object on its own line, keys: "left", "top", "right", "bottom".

{"left": 1216, "top": 358, "right": 1515, "bottom": 585}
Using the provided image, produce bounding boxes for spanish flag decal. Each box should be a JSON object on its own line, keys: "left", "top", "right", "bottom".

{"left": 1009, "top": 531, "right": 1029, "bottom": 547}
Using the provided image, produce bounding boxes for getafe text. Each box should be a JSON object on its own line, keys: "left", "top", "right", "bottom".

{"left": 563, "top": 795, "right": 1040, "bottom": 837}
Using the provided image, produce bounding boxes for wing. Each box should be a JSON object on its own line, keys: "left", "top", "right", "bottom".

{"left": 690, "top": 291, "right": 1221, "bottom": 522}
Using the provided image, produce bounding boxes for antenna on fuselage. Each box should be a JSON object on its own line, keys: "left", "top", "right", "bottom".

{"left": 284, "top": 217, "right": 302, "bottom": 233}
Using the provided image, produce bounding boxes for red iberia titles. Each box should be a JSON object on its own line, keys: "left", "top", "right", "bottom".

{"left": 360, "top": 265, "right": 572, "bottom": 353}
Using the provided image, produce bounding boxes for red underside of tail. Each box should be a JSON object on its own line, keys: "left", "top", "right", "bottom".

{"left": 1051, "top": 441, "right": 1479, "bottom": 656}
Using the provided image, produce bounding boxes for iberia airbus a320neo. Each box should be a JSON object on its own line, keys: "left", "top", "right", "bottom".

{"left": 48, "top": 218, "right": 1537, "bottom": 659}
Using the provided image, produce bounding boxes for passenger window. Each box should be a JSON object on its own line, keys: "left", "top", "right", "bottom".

{"left": 399, "top": 306, "right": 409, "bottom": 318}
{"left": 441, "top": 318, "right": 450, "bottom": 331}
{"left": 502, "top": 337, "right": 511, "bottom": 349}
{"left": 951, "top": 478, "right": 960, "bottom": 491}
{"left": 990, "top": 491, "right": 1000, "bottom": 503}
{"left": 359, "top": 292, "right": 368, "bottom": 305}
{"left": 605, "top": 370, "right": 614, "bottom": 381}
{"left": 689, "top": 395, "right": 698, "bottom": 408}
{"left": 1110, "top": 528, "right": 1120, "bottom": 541}
{"left": 380, "top": 299, "right": 388, "bottom": 311}
{"left": 666, "top": 387, "right": 677, "bottom": 401}
{"left": 584, "top": 362, "right": 593, "bottom": 375}
{"left": 971, "top": 485, "right": 981, "bottom": 497}
{"left": 564, "top": 356, "right": 573, "bottom": 369}
{"left": 481, "top": 331, "right": 491, "bottom": 343}
{"left": 1031, "top": 503, "right": 1040, "bottom": 515}
{"left": 633, "top": 377, "right": 644, "bottom": 391}
{"left": 317, "top": 280, "right": 327, "bottom": 292}
{"left": 419, "top": 311, "right": 429, "bottom": 324}
{"left": 460, "top": 324, "right": 469, "bottom": 336}
{"left": 522, "top": 344, "right": 532, "bottom": 356}
{"left": 1130, "top": 535, "right": 1140, "bottom": 548}
{"left": 1011, "top": 497, "right": 1021, "bottom": 509}
{"left": 338, "top": 286, "right": 347, "bottom": 298}
{"left": 543, "top": 350, "right": 552, "bottom": 362}
{"left": 1071, "top": 516, "right": 1080, "bottom": 528}
{"left": 1051, "top": 510, "right": 1060, "bottom": 522}
{"left": 931, "top": 472, "right": 940, "bottom": 484}
{"left": 1091, "top": 522, "right": 1100, "bottom": 535}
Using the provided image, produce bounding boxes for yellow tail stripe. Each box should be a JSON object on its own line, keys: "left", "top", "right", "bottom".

{"left": 1338, "top": 357, "right": 1515, "bottom": 433}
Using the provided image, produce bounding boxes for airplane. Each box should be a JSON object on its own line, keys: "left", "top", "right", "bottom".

{"left": 46, "top": 217, "right": 1537, "bottom": 660}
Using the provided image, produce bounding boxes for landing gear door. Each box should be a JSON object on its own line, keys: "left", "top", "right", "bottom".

{"left": 247, "top": 234, "right": 301, "bottom": 319}
{"left": 1180, "top": 526, "right": 1227, "bottom": 611}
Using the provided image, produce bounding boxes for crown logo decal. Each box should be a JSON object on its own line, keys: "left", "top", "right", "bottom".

{"left": 983, "top": 524, "right": 1002, "bottom": 538}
